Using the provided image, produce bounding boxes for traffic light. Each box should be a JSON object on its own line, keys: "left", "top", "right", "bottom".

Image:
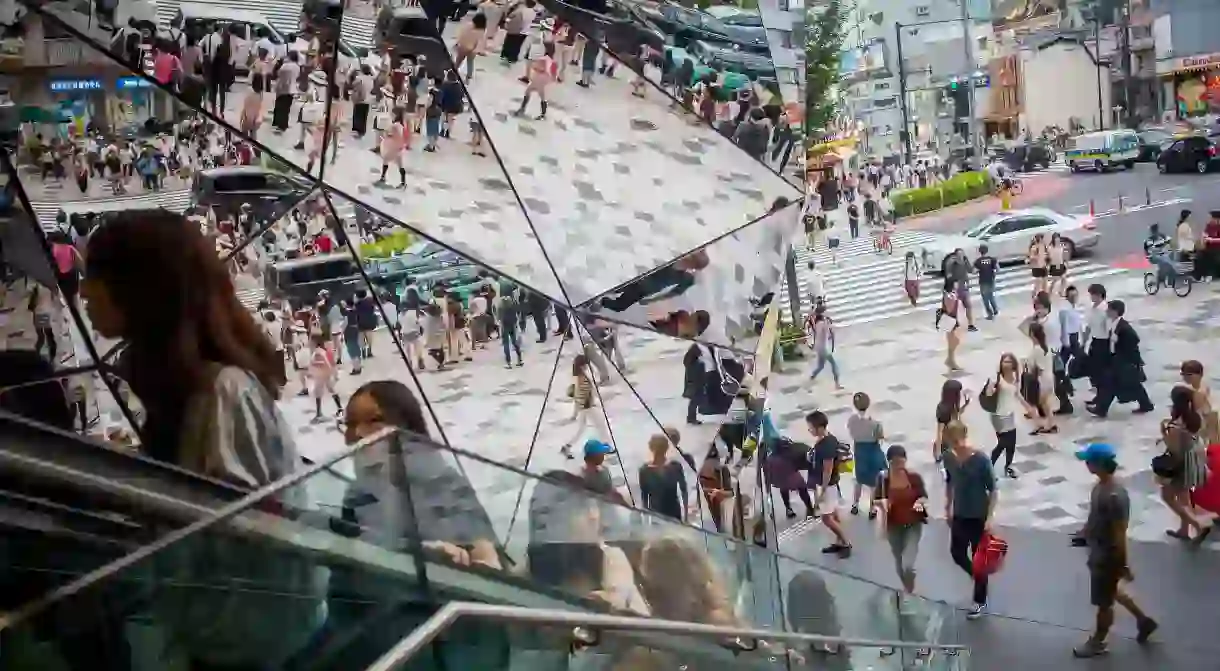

{"left": 949, "top": 79, "right": 959, "bottom": 91}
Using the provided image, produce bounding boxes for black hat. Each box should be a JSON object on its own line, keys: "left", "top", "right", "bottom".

{"left": 886, "top": 444, "right": 907, "bottom": 461}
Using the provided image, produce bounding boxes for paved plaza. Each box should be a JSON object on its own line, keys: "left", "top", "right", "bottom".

{"left": 771, "top": 273, "right": 1220, "bottom": 545}
{"left": 200, "top": 27, "right": 799, "bottom": 307}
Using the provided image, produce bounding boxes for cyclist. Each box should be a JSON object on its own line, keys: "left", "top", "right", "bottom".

{"left": 1143, "top": 224, "right": 1177, "bottom": 287}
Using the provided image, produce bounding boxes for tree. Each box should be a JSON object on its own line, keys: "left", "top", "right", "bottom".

{"left": 805, "top": 0, "right": 844, "bottom": 139}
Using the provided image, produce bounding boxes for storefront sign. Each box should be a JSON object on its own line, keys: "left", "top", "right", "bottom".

{"left": 116, "top": 77, "right": 151, "bottom": 90}
{"left": 1159, "top": 52, "right": 1220, "bottom": 75}
{"left": 49, "top": 79, "right": 102, "bottom": 92}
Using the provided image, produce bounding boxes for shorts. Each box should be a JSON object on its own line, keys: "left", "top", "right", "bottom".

{"left": 815, "top": 485, "right": 842, "bottom": 517}
{"left": 1031, "top": 267, "right": 1048, "bottom": 279}
{"left": 1089, "top": 563, "right": 1123, "bottom": 608}
{"left": 1049, "top": 264, "right": 1066, "bottom": 277}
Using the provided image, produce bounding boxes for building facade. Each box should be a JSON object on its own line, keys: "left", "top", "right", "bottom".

{"left": 1150, "top": 0, "right": 1220, "bottom": 119}
{"left": 838, "top": 0, "right": 992, "bottom": 159}
{"left": 757, "top": 0, "right": 805, "bottom": 108}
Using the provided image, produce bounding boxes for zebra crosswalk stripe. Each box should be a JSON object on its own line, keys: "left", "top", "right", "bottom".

{"left": 792, "top": 230, "right": 943, "bottom": 268}
{"left": 156, "top": 0, "right": 377, "bottom": 51}
{"left": 235, "top": 287, "right": 268, "bottom": 311}
{"left": 30, "top": 191, "right": 195, "bottom": 229}
{"left": 779, "top": 256, "right": 1127, "bottom": 329}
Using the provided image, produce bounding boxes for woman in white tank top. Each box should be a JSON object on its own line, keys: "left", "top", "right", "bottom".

{"left": 1047, "top": 232, "right": 1069, "bottom": 297}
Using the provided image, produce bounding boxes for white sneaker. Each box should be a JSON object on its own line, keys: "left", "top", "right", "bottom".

{"left": 966, "top": 603, "right": 986, "bottom": 620}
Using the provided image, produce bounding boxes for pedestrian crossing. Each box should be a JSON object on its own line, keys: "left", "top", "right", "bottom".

{"left": 155, "top": 0, "right": 378, "bottom": 51}
{"left": 236, "top": 287, "right": 268, "bottom": 311}
{"left": 30, "top": 190, "right": 196, "bottom": 229}
{"left": 779, "top": 236, "right": 1127, "bottom": 328}
{"left": 30, "top": 190, "right": 361, "bottom": 230}
{"left": 1013, "top": 159, "right": 1070, "bottom": 177}
{"left": 792, "top": 230, "right": 942, "bottom": 269}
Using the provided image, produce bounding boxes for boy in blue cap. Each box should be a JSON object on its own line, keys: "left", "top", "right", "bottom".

{"left": 581, "top": 439, "right": 627, "bottom": 507}
{"left": 1073, "top": 443, "right": 1158, "bottom": 658}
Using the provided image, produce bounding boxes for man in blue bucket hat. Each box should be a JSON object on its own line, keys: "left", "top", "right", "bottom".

{"left": 1072, "top": 443, "right": 1158, "bottom": 658}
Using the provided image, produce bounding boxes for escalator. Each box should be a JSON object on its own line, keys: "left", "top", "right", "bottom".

{"left": 0, "top": 409, "right": 968, "bottom": 670}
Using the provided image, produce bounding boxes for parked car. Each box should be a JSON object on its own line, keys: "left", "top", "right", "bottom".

{"left": 1156, "top": 134, "right": 1220, "bottom": 174}
{"left": 919, "top": 207, "right": 1099, "bottom": 273}
{"left": 191, "top": 166, "right": 313, "bottom": 222}
{"left": 704, "top": 6, "right": 768, "bottom": 49}
{"left": 545, "top": 0, "right": 666, "bottom": 63}
{"left": 1137, "top": 129, "right": 1173, "bottom": 162}
{"left": 637, "top": 1, "right": 767, "bottom": 53}
{"left": 998, "top": 140, "right": 1056, "bottom": 172}
{"left": 375, "top": 6, "right": 449, "bottom": 77}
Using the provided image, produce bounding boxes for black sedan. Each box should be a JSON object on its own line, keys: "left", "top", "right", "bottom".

{"left": 1156, "top": 135, "right": 1220, "bottom": 174}
{"left": 637, "top": 2, "right": 768, "bottom": 53}
{"left": 1137, "top": 129, "right": 1173, "bottom": 162}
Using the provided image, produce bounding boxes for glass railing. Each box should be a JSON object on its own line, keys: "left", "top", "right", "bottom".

{"left": 365, "top": 601, "right": 970, "bottom": 670}
{"left": 0, "top": 425, "right": 968, "bottom": 669}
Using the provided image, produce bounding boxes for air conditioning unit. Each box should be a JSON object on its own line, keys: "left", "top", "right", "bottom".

{"left": 915, "top": 5, "right": 930, "bottom": 17}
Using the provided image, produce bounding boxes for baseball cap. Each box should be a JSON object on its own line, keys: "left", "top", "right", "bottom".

{"left": 583, "top": 439, "right": 615, "bottom": 458}
{"left": 1075, "top": 442, "right": 1117, "bottom": 463}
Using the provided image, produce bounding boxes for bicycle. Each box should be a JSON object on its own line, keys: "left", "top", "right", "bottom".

{"left": 871, "top": 223, "right": 893, "bottom": 255}
{"left": 1143, "top": 259, "right": 1194, "bottom": 297}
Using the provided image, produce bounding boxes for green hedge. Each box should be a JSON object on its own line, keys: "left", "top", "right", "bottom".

{"left": 891, "top": 171, "right": 993, "bottom": 218}
{"left": 359, "top": 230, "right": 415, "bottom": 259}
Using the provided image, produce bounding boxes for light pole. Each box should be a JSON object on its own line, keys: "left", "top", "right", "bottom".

{"left": 1095, "top": 12, "right": 1105, "bottom": 130}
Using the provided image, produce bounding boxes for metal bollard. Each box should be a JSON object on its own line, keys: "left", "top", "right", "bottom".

{"left": 1118, "top": 194, "right": 1125, "bottom": 212}
{"left": 1089, "top": 199, "right": 1095, "bottom": 217}
{"left": 1146, "top": 187, "right": 1152, "bottom": 207}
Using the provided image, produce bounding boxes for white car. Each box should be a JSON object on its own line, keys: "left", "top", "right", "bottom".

{"left": 919, "top": 207, "right": 1100, "bottom": 274}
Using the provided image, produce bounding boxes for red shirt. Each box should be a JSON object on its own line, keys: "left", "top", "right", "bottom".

{"left": 1204, "top": 220, "right": 1220, "bottom": 250}
{"left": 314, "top": 234, "right": 334, "bottom": 253}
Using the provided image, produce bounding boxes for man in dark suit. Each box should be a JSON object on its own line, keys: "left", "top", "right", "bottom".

{"left": 1087, "top": 299, "right": 1154, "bottom": 418}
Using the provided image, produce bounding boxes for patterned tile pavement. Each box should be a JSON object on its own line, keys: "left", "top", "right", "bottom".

{"left": 768, "top": 274, "right": 1220, "bottom": 546}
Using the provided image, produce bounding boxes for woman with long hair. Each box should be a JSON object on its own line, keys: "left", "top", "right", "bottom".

{"left": 985, "top": 352, "right": 1029, "bottom": 477}
{"left": 933, "top": 379, "right": 969, "bottom": 467}
{"left": 81, "top": 211, "right": 326, "bottom": 669}
{"left": 81, "top": 209, "right": 290, "bottom": 479}
{"left": 876, "top": 445, "right": 927, "bottom": 602}
{"left": 1024, "top": 322, "right": 1058, "bottom": 434}
{"left": 1161, "top": 385, "right": 1206, "bottom": 541}
{"left": 561, "top": 354, "right": 608, "bottom": 458}
{"left": 1047, "top": 232, "right": 1069, "bottom": 296}
{"left": 1027, "top": 233, "right": 1049, "bottom": 297}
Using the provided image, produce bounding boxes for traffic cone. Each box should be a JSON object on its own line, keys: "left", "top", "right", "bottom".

{"left": 1089, "top": 199, "right": 1095, "bottom": 217}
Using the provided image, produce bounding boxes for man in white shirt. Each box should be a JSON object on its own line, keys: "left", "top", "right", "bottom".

{"left": 1082, "top": 283, "right": 1111, "bottom": 392}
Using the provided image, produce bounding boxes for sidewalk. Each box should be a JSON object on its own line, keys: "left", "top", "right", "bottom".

{"left": 766, "top": 274, "right": 1220, "bottom": 544}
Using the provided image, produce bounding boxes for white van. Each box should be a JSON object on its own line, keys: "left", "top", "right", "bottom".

{"left": 1065, "top": 129, "right": 1140, "bottom": 172}
{"left": 170, "top": 3, "right": 289, "bottom": 72}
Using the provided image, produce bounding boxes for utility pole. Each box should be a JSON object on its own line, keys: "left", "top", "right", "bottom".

{"left": 895, "top": 22, "right": 912, "bottom": 165}
{"left": 1095, "top": 12, "right": 1105, "bottom": 130}
{"left": 1120, "top": 0, "right": 1134, "bottom": 127}
{"left": 959, "top": 0, "right": 979, "bottom": 160}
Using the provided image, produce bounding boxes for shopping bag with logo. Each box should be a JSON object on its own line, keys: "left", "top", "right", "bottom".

{"left": 971, "top": 531, "right": 1009, "bottom": 579}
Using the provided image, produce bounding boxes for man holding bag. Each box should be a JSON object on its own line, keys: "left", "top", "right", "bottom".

{"left": 944, "top": 421, "right": 997, "bottom": 620}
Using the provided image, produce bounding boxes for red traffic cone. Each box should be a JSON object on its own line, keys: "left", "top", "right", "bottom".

{"left": 1089, "top": 199, "right": 1095, "bottom": 217}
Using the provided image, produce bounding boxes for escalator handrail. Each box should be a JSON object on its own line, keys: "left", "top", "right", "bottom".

{"left": 365, "top": 601, "right": 970, "bottom": 671}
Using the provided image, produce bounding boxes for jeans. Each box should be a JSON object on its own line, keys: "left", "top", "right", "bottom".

{"left": 810, "top": 349, "right": 840, "bottom": 384}
{"left": 1150, "top": 253, "right": 1177, "bottom": 284}
{"left": 979, "top": 285, "right": 998, "bottom": 318}
{"left": 501, "top": 329, "right": 522, "bottom": 364}
{"left": 990, "top": 429, "right": 1016, "bottom": 469}
{"left": 949, "top": 517, "right": 989, "bottom": 605}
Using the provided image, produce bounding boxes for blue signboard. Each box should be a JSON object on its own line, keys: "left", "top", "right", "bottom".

{"left": 49, "top": 79, "right": 102, "bottom": 92}
{"left": 116, "top": 77, "right": 152, "bottom": 89}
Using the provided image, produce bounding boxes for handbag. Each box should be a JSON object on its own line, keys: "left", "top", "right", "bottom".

{"left": 971, "top": 531, "right": 1009, "bottom": 579}
{"left": 978, "top": 378, "right": 999, "bottom": 413}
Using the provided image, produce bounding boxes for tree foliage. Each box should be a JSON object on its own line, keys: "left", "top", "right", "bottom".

{"left": 805, "top": 0, "right": 844, "bottom": 139}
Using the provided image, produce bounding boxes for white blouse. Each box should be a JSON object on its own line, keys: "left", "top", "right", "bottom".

{"left": 994, "top": 374, "right": 1020, "bottom": 417}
